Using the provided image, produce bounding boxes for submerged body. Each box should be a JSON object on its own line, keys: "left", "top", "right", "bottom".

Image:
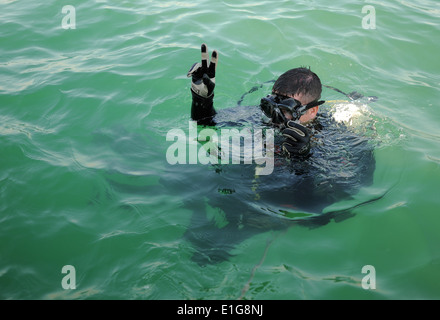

{"left": 183, "top": 103, "right": 376, "bottom": 265}
{"left": 201, "top": 103, "right": 375, "bottom": 212}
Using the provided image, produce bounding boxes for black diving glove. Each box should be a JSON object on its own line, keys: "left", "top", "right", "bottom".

{"left": 187, "top": 43, "right": 217, "bottom": 98}
{"left": 187, "top": 44, "right": 218, "bottom": 124}
{"left": 282, "top": 120, "right": 311, "bottom": 157}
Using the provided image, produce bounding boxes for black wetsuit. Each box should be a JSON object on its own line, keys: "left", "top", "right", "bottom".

{"left": 184, "top": 92, "right": 376, "bottom": 264}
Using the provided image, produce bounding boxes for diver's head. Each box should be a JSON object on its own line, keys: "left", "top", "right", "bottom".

{"left": 261, "top": 67, "right": 323, "bottom": 125}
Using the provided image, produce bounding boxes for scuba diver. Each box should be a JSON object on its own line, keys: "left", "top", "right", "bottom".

{"left": 183, "top": 43, "right": 377, "bottom": 265}
{"left": 187, "top": 44, "right": 323, "bottom": 158}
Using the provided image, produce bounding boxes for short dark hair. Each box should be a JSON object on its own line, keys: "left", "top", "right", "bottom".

{"left": 272, "top": 67, "right": 322, "bottom": 103}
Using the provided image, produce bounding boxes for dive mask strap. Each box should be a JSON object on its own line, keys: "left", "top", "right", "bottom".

{"left": 297, "top": 99, "right": 325, "bottom": 115}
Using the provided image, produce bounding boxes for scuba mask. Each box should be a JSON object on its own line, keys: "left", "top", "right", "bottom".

{"left": 260, "top": 94, "right": 325, "bottom": 124}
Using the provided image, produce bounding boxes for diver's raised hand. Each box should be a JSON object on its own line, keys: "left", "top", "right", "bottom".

{"left": 282, "top": 120, "right": 311, "bottom": 157}
{"left": 187, "top": 43, "right": 218, "bottom": 98}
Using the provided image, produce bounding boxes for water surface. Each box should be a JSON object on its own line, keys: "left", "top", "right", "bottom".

{"left": 1, "top": 0, "right": 440, "bottom": 299}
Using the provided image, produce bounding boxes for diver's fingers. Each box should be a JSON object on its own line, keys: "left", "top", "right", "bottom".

{"left": 202, "top": 74, "right": 215, "bottom": 96}
{"left": 284, "top": 127, "right": 305, "bottom": 138}
{"left": 187, "top": 62, "right": 201, "bottom": 78}
{"left": 201, "top": 43, "right": 208, "bottom": 73}
{"left": 207, "top": 50, "right": 218, "bottom": 78}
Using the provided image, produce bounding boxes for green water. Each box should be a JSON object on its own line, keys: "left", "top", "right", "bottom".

{"left": 1, "top": 0, "right": 440, "bottom": 300}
